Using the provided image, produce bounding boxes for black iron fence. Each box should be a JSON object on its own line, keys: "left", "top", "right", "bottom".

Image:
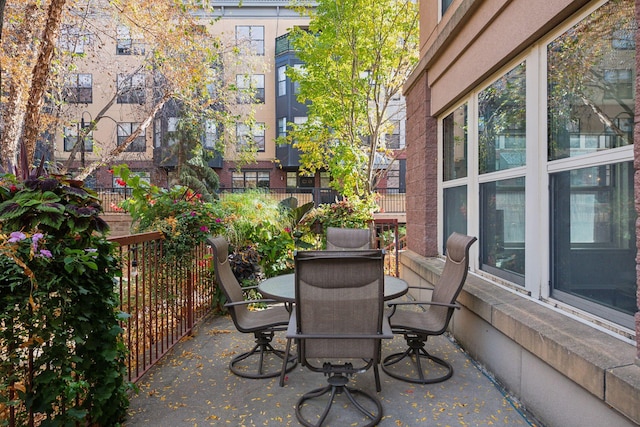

{"left": 96, "top": 186, "right": 405, "bottom": 215}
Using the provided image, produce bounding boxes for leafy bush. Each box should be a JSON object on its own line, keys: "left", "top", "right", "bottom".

{"left": 298, "top": 197, "right": 376, "bottom": 248}
{"left": 0, "top": 173, "right": 129, "bottom": 426}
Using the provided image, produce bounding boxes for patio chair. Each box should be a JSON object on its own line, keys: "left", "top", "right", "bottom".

{"left": 326, "top": 226, "right": 372, "bottom": 250}
{"left": 282, "top": 249, "right": 391, "bottom": 427}
{"left": 382, "top": 232, "right": 477, "bottom": 384}
{"left": 208, "top": 236, "right": 296, "bottom": 379}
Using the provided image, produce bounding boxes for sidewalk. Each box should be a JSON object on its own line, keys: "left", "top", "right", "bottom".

{"left": 124, "top": 313, "right": 541, "bottom": 426}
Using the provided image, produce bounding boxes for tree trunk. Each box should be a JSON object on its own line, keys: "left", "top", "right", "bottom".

{"left": 19, "top": 0, "right": 67, "bottom": 174}
{"left": 0, "top": 3, "right": 40, "bottom": 172}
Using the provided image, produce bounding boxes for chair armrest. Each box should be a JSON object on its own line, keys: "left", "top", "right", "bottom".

{"left": 388, "top": 300, "right": 460, "bottom": 309}
{"left": 407, "top": 285, "right": 434, "bottom": 291}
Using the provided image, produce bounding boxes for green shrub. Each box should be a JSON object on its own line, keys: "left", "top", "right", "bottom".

{"left": 0, "top": 173, "right": 129, "bottom": 426}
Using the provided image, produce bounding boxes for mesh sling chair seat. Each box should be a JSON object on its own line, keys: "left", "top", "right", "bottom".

{"left": 382, "top": 232, "right": 477, "bottom": 384}
{"left": 325, "top": 227, "right": 372, "bottom": 250}
{"left": 208, "top": 236, "right": 296, "bottom": 379}
{"left": 282, "top": 249, "right": 392, "bottom": 427}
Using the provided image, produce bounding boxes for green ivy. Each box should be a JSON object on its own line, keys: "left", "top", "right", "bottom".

{"left": 0, "top": 173, "right": 129, "bottom": 426}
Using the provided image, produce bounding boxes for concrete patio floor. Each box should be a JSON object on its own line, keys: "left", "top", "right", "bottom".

{"left": 124, "top": 312, "right": 542, "bottom": 427}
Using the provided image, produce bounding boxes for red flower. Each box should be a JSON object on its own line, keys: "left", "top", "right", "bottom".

{"left": 115, "top": 178, "right": 126, "bottom": 187}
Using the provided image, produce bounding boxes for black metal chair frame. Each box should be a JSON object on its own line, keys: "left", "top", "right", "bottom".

{"left": 283, "top": 250, "right": 391, "bottom": 427}
{"left": 209, "top": 236, "right": 297, "bottom": 379}
{"left": 382, "top": 233, "right": 477, "bottom": 384}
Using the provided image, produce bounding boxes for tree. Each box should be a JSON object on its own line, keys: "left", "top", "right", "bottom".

{"left": 1, "top": 0, "right": 245, "bottom": 180}
{"left": 284, "top": 0, "right": 419, "bottom": 200}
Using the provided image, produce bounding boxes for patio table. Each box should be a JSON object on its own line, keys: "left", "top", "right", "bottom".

{"left": 258, "top": 273, "right": 408, "bottom": 303}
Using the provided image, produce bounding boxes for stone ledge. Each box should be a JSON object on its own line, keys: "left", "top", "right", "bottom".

{"left": 400, "top": 250, "right": 640, "bottom": 425}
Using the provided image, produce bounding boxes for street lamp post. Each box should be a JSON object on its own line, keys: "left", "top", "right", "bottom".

{"left": 80, "top": 111, "right": 92, "bottom": 169}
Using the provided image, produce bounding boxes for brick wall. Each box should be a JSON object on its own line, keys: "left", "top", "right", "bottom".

{"left": 635, "top": 0, "right": 640, "bottom": 360}
{"left": 404, "top": 69, "right": 438, "bottom": 258}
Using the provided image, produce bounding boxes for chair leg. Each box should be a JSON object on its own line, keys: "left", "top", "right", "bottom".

{"left": 295, "top": 373, "right": 383, "bottom": 427}
{"left": 230, "top": 331, "right": 297, "bottom": 379}
{"left": 279, "top": 337, "right": 293, "bottom": 387}
{"left": 381, "top": 335, "right": 453, "bottom": 384}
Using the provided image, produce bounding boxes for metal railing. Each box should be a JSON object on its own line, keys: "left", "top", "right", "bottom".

{"left": 95, "top": 187, "right": 132, "bottom": 213}
{"left": 2, "top": 233, "right": 216, "bottom": 426}
{"left": 97, "top": 187, "right": 406, "bottom": 215}
{"left": 109, "top": 232, "right": 215, "bottom": 383}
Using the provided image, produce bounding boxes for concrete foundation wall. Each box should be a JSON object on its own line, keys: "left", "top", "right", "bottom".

{"left": 400, "top": 250, "right": 640, "bottom": 427}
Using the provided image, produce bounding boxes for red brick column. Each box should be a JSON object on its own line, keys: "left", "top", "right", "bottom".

{"left": 404, "top": 69, "right": 438, "bottom": 258}
{"left": 634, "top": 0, "right": 640, "bottom": 360}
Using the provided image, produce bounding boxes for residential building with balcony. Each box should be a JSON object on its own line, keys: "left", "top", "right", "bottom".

{"left": 402, "top": 0, "right": 639, "bottom": 425}
{"left": 55, "top": 0, "right": 407, "bottom": 221}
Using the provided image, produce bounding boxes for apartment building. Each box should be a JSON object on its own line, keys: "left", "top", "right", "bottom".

{"left": 55, "top": 0, "right": 407, "bottom": 204}
{"left": 401, "top": 0, "right": 639, "bottom": 425}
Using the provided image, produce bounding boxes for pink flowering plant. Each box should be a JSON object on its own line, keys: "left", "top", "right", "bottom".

{"left": 113, "top": 165, "right": 226, "bottom": 260}
{"left": 0, "top": 171, "right": 129, "bottom": 425}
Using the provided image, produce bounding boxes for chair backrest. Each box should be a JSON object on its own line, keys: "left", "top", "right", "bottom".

{"left": 326, "top": 227, "right": 372, "bottom": 250}
{"left": 208, "top": 236, "right": 251, "bottom": 331}
{"left": 430, "top": 232, "right": 477, "bottom": 331}
{"left": 294, "top": 250, "right": 385, "bottom": 360}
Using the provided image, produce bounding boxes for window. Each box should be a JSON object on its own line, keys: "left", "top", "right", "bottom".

{"left": 236, "top": 74, "right": 265, "bottom": 104}
{"left": 478, "top": 62, "right": 526, "bottom": 174}
{"left": 232, "top": 170, "right": 269, "bottom": 188}
{"left": 117, "top": 73, "right": 146, "bottom": 104}
{"left": 167, "top": 117, "right": 178, "bottom": 146}
{"left": 547, "top": 4, "right": 635, "bottom": 161}
{"left": 443, "top": 185, "right": 467, "bottom": 252}
{"left": 277, "top": 66, "right": 287, "bottom": 96}
{"left": 443, "top": 104, "right": 467, "bottom": 181}
{"left": 154, "top": 118, "right": 162, "bottom": 148}
{"left": 442, "top": 103, "right": 468, "bottom": 252}
{"left": 441, "top": 0, "right": 454, "bottom": 16}
{"left": 59, "top": 25, "right": 91, "bottom": 54}
{"left": 293, "top": 64, "right": 305, "bottom": 94}
{"left": 63, "top": 125, "right": 93, "bottom": 152}
{"left": 204, "top": 119, "right": 218, "bottom": 149}
{"left": 547, "top": 0, "right": 636, "bottom": 324}
{"left": 63, "top": 73, "right": 92, "bottom": 104}
{"left": 603, "top": 69, "right": 633, "bottom": 99}
{"left": 236, "top": 25, "right": 264, "bottom": 55}
{"left": 277, "top": 117, "right": 287, "bottom": 138}
{"left": 551, "top": 162, "right": 636, "bottom": 319}
{"left": 116, "top": 25, "right": 145, "bottom": 55}
{"left": 286, "top": 171, "right": 297, "bottom": 188}
{"left": 236, "top": 122, "right": 265, "bottom": 151}
{"left": 117, "top": 122, "right": 146, "bottom": 152}
{"left": 480, "top": 177, "right": 526, "bottom": 285}
{"left": 386, "top": 120, "right": 401, "bottom": 149}
{"left": 438, "top": 0, "right": 636, "bottom": 327}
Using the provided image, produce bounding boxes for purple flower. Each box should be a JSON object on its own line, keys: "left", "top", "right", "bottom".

{"left": 190, "top": 211, "right": 197, "bottom": 217}
{"left": 8, "top": 232, "right": 26, "bottom": 243}
{"left": 37, "top": 249, "right": 52, "bottom": 258}
{"left": 200, "top": 226, "right": 209, "bottom": 232}
{"left": 31, "top": 233, "right": 44, "bottom": 250}
{"left": 215, "top": 218, "right": 222, "bottom": 223}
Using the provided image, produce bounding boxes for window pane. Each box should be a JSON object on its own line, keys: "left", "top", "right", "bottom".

{"left": 443, "top": 103, "right": 467, "bottom": 180}
{"left": 478, "top": 63, "right": 526, "bottom": 174}
{"left": 547, "top": 1, "right": 635, "bottom": 160}
{"left": 480, "top": 177, "right": 525, "bottom": 284}
{"left": 278, "top": 66, "right": 287, "bottom": 96}
{"left": 551, "top": 162, "right": 636, "bottom": 316}
{"left": 443, "top": 185, "right": 467, "bottom": 252}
